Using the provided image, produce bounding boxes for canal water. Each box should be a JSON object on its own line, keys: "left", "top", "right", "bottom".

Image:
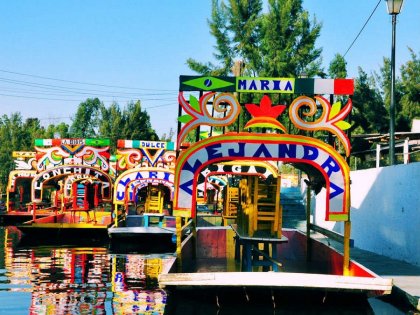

{"left": 0, "top": 227, "right": 411, "bottom": 314}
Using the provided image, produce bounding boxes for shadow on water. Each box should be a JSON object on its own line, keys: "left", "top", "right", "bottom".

{"left": 164, "top": 286, "right": 416, "bottom": 315}
{"left": 165, "top": 287, "right": 374, "bottom": 315}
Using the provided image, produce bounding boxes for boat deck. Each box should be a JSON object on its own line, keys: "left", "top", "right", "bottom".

{"left": 160, "top": 226, "right": 393, "bottom": 301}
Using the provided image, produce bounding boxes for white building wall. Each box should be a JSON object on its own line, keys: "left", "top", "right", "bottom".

{"left": 314, "top": 162, "right": 420, "bottom": 266}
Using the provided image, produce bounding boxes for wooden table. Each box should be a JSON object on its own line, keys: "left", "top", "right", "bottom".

{"left": 231, "top": 224, "right": 288, "bottom": 272}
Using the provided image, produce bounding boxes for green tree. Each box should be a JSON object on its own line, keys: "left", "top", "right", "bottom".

{"left": 121, "top": 100, "right": 159, "bottom": 141}
{"left": 376, "top": 57, "right": 408, "bottom": 131}
{"left": 0, "top": 113, "right": 25, "bottom": 190}
{"left": 400, "top": 48, "right": 420, "bottom": 128}
{"left": 70, "top": 98, "right": 104, "bottom": 138}
{"left": 21, "top": 118, "right": 46, "bottom": 149}
{"left": 187, "top": 0, "right": 235, "bottom": 75}
{"left": 54, "top": 122, "right": 70, "bottom": 138}
{"left": 328, "top": 53, "right": 347, "bottom": 78}
{"left": 98, "top": 102, "right": 124, "bottom": 152}
{"left": 352, "top": 68, "right": 388, "bottom": 136}
{"left": 187, "top": 0, "right": 322, "bottom": 78}
{"left": 261, "top": 0, "right": 323, "bottom": 78}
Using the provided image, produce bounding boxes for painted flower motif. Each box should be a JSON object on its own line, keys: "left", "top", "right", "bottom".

{"left": 244, "top": 95, "right": 287, "bottom": 132}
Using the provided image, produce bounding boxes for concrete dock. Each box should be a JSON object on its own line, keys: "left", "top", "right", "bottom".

{"left": 313, "top": 232, "right": 420, "bottom": 311}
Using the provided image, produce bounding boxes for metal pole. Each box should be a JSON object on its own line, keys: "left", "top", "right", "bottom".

{"left": 389, "top": 14, "right": 397, "bottom": 165}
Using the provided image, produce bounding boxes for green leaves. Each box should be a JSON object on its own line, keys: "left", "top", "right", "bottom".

{"left": 178, "top": 115, "right": 193, "bottom": 123}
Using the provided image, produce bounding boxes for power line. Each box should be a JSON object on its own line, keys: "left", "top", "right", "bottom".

{"left": 0, "top": 68, "right": 177, "bottom": 92}
{"left": 0, "top": 92, "right": 175, "bottom": 103}
{"left": 0, "top": 77, "right": 177, "bottom": 97}
{"left": 343, "top": 0, "right": 382, "bottom": 58}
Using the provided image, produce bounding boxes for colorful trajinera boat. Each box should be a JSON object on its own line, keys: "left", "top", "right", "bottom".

{"left": 15, "top": 138, "right": 114, "bottom": 243}
{"left": 0, "top": 151, "right": 54, "bottom": 225}
{"left": 157, "top": 75, "right": 393, "bottom": 299}
{"left": 108, "top": 139, "right": 182, "bottom": 252}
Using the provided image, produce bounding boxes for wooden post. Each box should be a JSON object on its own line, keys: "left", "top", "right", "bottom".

{"left": 6, "top": 188, "right": 10, "bottom": 213}
{"left": 306, "top": 184, "right": 311, "bottom": 262}
{"left": 276, "top": 176, "right": 282, "bottom": 238}
{"left": 72, "top": 182, "right": 77, "bottom": 209}
{"left": 343, "top": 221, "right": 351, "bottom": 275}
{"left": 343, "top": 186, "right": 351, "bottom": 275}
{"left": 403, "top": 138, "right": 409, "bottom": 164}
{"left": 176, "top": 216, "right": 182, "bottom": 271}
{"left": 114, "top": 204, "right": 118, "bottom": 227}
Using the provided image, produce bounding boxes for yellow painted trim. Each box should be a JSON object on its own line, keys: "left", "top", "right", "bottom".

{"left": 29, "top": 223, "right": 108, "bottom": 229}
{"left": 328, "top": 214, "right": 349, "bottom": 221}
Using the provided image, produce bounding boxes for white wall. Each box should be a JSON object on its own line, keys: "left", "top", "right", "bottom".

{"left": 314, "top": 162, "right": 420, "bottom": 266}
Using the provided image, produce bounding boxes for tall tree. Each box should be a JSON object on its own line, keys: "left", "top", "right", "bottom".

{"left": 70, "top": 98, "right": 104, "bottom": 138}
{"left": 352, "top": 67, "right": 388, "bottom": 135}
{"left": 399, "top": 48, "right": 420, "bottom": 129}
{"left": 0, "top": 114, "right": 25, "bottom": 190}
{"left": 54, "top": 122, "right": 70, "bottom": 138}
{"left": 187, "top": 0, "right": 234, "bottom": 75}
{"left": 98, "top": 102, "right": 124, "bottom": 152}
{"left": 328, "top": 53, "right": 347, "bottom": 78}
{"left": 376, "top": 57, "right": 408, "bottom": 131}
{"left": 121, "top": 100, "right": 158, "bottom": 141}
{"left": 21, "top": 118, "right": 45, "bottom": 149}
{"left": 261, "top": 0, "right": 322, "bottom": 77}
{"left": 229, "top": 0, "right": 263, "bottom": 75}
{"left": 187, "top": 0, "right": 322, "bottom": 78}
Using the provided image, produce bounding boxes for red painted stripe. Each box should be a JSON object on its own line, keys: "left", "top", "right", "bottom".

{"left": 117, "top": 140, "right": 125, "bottom": 148}
{"left": 334, "top": 79, "right": 354, "bottom": 95}
{"left": 52, "top": 139, "right": 61, "bottom": 146}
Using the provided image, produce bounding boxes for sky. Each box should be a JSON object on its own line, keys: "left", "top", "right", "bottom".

{"left": 0, "top": 0, "right": 419, "bottom": 138}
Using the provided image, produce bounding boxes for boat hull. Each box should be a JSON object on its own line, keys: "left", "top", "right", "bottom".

{"left": 16, "top": 212, "right": 112, "bottom": 245}
{"left": 0, "top": 210, "right": 53, "bottom": 225}
{"left": 108, "top": 215, "right": 177, "bottom": 253}
{"left": 159, "top": 227, "right": 393, "bottom": 298}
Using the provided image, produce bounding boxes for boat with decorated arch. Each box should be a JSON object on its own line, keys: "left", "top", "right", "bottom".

{"left": 158, "top": 75, "right": 393, "bottom": 298}
{"left": 14, "top": 138, "right": 114, "bottom": 242}
{"left": 108, "top": 139, "right": 183, "bottom": 252}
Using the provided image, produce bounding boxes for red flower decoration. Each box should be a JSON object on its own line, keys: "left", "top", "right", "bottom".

{"left": 244, "top": 95, "right": 287, "bottom": 132}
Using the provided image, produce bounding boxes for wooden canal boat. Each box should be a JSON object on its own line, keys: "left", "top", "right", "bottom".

{"left": 0, "top": 152, "right": 55, "bottom": 225}
{"left": 108, "top": 139, "right": 179, "bottom": 252}
{"left": 16, "top": 208, "right": 113, "bottom": 245}
{"left": 13, "top": 138, "right": 115, "bottom": 244}
{"left": 156, "top": 74, "right": 393, "bottom": 301}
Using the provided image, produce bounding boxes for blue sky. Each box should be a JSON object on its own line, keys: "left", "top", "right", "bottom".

{"left": 0, "top": 0, "right": 418, "bottom": 138}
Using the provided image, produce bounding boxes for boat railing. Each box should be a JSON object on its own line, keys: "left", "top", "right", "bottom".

{"left": 309, "top": 223, "right": 354, "bottom": 248}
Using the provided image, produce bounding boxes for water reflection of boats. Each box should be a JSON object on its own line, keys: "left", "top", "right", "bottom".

{"left": 110, "top": 254, "right": 175, "bottom": 314}
{"left": 1, "top": 236, "right": 110, "bottom": 315}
